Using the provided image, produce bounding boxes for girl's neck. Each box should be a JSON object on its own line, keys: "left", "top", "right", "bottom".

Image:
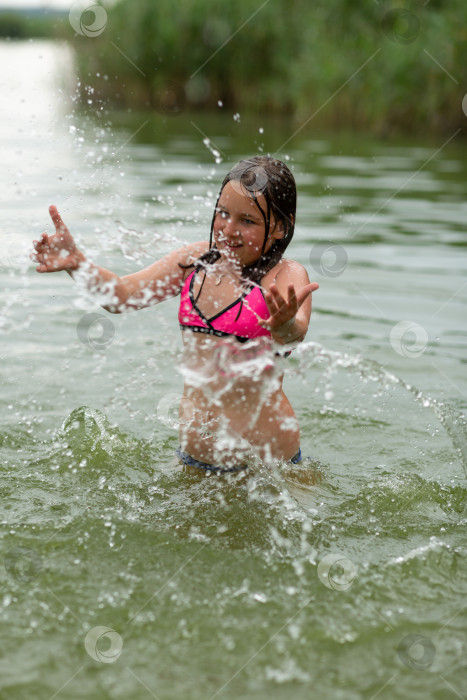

{"left": 214, "top": 256, "right": 242, "bottom": 278}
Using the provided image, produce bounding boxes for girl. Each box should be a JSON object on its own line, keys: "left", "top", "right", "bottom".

{"left": 32, "top": 156, "right": 318, "bottom": 473}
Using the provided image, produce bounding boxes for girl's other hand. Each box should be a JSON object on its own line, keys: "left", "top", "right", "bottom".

{"left": 260, "top": 282, "right": 319, "bottom": 332}
{"left": 31, "top": 206, "right": 84, "bottom": 273}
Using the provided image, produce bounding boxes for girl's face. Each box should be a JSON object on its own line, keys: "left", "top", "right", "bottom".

{"left": 213, "top": 181, "right": 283, "bottom": 267}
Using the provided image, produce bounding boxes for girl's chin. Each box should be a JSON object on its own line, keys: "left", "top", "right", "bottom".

{"left": 219, "top": 247, "right": 242, "bottom": 261}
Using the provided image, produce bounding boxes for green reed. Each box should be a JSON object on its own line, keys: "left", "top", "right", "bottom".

{"left": 6, "top": 0, "right": 466, "bottom": 136}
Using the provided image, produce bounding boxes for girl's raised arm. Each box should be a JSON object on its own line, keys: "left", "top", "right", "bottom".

{"left": 32, "top": 206, "right": 207, "bottom": 313}
{"left": 260, "top": 260, "right": 319, "bottom": 344}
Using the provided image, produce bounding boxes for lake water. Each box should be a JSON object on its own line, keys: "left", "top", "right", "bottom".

{"left": 1, "top": 41, "right": 466, "bottom": 700}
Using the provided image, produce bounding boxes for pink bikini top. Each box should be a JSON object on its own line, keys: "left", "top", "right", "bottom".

{"left": 178, "top": 267, "right": 272, "bottom": 343}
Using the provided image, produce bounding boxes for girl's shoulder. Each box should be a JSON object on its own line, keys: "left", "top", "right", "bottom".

{"left": 181, "top": 240, "right": 210, "bottom": 263}
{"left": 178, "top": 240, "right": 210, "bottom": 279}
{"left": 261, "top": 258, "right": 310, "bottom": 291}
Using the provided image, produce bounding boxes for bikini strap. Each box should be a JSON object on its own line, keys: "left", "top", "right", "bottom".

{"left": 192, "top": 265, "right": 207, "bottom": 306}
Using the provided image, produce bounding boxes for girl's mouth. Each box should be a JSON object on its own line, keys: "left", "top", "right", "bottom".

{"left": 224, "top": 241, "right": 242, "bottom": 249}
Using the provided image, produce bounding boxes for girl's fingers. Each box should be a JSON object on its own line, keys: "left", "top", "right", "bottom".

{"left": 266, "top": 286, "right": 296, "bottom": 323}
{"left": 271, "top": 284, "right": 297, "bottom": 315}
{"left": 287, "top": 284, "right": 297, "bottom": 304}
{"left": 264, "top": 290, "right": 279, "bottom": 313}
{"left": 34, "top": 233, "right": 49, "bottom": 251}
{"left": 49, "top": 205, "right": 66, "bottom": 234}
{"left": 296, "top": 282, "right": 319, "bottom": 307}
{"left": 265, "top": 281, "right": 319, "bottom": 325}
{"left": 269, "top": 284, "right": 288, "bottom": 311}
{"left": 287, "top": 285, "right": 299, "bottom": 312}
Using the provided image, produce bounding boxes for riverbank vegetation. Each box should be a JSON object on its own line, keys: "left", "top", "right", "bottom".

{"left": 4, "top": 1, "right": 466, "bottom": 136}
{"left": 0, "top": 8, "right": 67, "bottom": 39}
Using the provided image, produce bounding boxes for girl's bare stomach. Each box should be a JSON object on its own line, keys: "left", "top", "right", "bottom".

{"left": 179, "top": 391, "right": 300, "bottom": 466}
{"left": 178, "top": 333, "right": 300, "bottom": 467}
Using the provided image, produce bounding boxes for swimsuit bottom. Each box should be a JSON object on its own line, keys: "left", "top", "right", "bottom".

{"left": 176, "top": 447, "right": 302, "bottom": 474}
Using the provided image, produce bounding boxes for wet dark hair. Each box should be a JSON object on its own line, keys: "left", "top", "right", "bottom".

{"left": 184, "top": 156, "right": 297, "bottom": 286}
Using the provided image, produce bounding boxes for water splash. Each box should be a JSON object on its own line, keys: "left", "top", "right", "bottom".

{"left": 294, "top": 341, "right": 467, "bottom": 476}
{"left": 202, "top": 137, "right": 222, "bottom": 164}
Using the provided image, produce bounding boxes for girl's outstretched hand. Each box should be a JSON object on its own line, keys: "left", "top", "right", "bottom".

{"left": 260, "top": 282, "right": 319, "bottom": 333}
{"left": 31, "top": 206, "right": 83, "bottom": 273}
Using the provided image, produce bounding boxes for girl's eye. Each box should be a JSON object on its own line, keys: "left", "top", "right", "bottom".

{"left": 216, "top": 210, "right": 255, "bottom": 225}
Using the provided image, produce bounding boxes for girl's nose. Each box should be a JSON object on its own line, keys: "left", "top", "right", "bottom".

{"left": 220, "top": 217, "right": 238, "bottom": 236}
